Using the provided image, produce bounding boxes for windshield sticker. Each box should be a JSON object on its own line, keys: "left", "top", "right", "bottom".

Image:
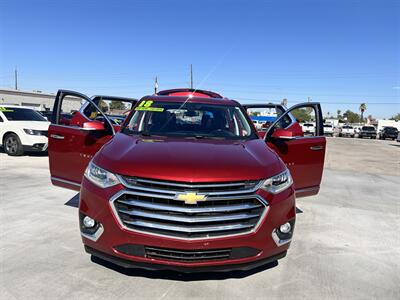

{"left": 0, "top": 107, "right": 14, "bottom": 112}
{"left": 135, "top": 100, "right": 164, "bottom": 112}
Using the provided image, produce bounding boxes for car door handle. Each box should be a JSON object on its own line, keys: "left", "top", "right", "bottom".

{"left": 310, "top": 145, "right": 324, "bottom": 151}
{"left": 50, "top": 134, "right": 65, "bottom": 140}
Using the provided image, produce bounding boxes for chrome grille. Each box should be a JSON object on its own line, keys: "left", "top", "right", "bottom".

{"left": 119, "top": 176, "right": 262, "bottom": 196}
{"left": 111, "top": 178, "right": 267, "bottom": 239}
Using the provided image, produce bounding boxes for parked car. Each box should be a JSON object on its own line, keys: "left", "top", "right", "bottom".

{"left": 323, "top": 123, "right": 334, "bottom": 136}
{"left": 339, "top": 125, "right": 356, "bottom": 138}
{"left": 358, "top": 126, "right": 377, "bottom": 139}
{"left": 301, "top": 123, "right": 315, "bottom": 135}
{"left": 0, "top": 105, "right": 50, "bottom": 156}
{"left": 379, "top": 127, "right": 399, "bottom": 140}
{"left": 47, "top": 88, "right": 326, "bottom": 272}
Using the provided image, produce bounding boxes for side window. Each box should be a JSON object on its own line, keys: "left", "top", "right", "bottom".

{"left": 267, "top": 104, "right": 323, "bottom": 139}
{"left": 84, "top": 98, "right": 134, "bottom": 125}
{"left": 290, "top": 107, "right": 319, "bottom": 137}
{"left": 247, "top": 106, "right": 290, "bottom": 132}
{"left": 57, "top": 95, "right": 88, "bottom": 126}
{"left": 0, "top": 115, "right": 3, "bottom": 122}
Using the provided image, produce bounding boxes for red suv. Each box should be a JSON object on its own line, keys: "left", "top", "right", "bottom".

{"left": 48, "top": 89, "right": 325, "bottom": 272}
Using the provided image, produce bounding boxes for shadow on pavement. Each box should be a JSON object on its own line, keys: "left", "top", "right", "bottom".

{"left": 91, "top": 255, "right": 279, "bottom": 280}
{"left": 65, "top": 193, "right": 80, "bottom": 208}
{"left": 0, "top": 146, "right": 48, "bottom": 157}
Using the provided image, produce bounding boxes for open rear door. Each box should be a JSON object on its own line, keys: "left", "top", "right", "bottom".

{"left": 48, "top": 90, "right": 116, "bottom": 190}
{"left": 243, "top": 104, "right": 304, "bottom": 139}
{"left": 260, "top": 102, "right": 326, "bottom": 197}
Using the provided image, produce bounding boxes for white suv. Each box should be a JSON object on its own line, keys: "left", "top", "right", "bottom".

{"left": 0, "top": 105, "right": 50, "bottom": 156}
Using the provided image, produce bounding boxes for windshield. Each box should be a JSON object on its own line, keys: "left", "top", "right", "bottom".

{"left": 342, "top": 125, "right": 353, "bottom": 129}
{"left": 385, "top": 127, "right": 398, "bottom": 132}
{"left": 0, "top": 107, "right": 47, "bottom": 121}
{"left": 123, "top": 101, "right": 257, "bottom": 140}
{"left": 324, "top": 124, "right": 333, "bottom": 128}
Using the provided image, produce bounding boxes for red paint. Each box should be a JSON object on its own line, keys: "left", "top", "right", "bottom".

{"left": 79, "top": 177, "right": 295, "bottom": 268}
{"left": 48, "top": 90, "right": 326, "bottom": 271}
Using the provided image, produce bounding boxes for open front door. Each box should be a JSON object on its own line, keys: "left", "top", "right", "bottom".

{"left": 48, "top": 90, "right": 116, "bottom": 190}
{"left": 261, "top": 103, "right": 326, "bottom": 198}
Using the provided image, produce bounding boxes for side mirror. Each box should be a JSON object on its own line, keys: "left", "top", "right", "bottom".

{"left": 80, "top": 121, "right": 105, "bottom": 131}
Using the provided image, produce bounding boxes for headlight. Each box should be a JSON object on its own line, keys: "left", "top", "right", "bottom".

{"left": 24, "top": 129, "right": 43, "bottom": 135}
{"left": 261, "top": 169, "right": 293, "bottom": 194}
{"left": 84, "top": 161, "right": 120, "bottom": 188}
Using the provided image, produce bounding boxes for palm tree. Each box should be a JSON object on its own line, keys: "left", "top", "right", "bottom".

{"left": 359, "top": 103, "right": 367, "bottom": 123}
{"left": 337, "top": 109, "right": 341, "bottom": 120}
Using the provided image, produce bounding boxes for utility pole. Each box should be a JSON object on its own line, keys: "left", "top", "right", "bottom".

{"left": 154, "top": 76, "right": 159, "bottom": 94}
{"left": 14, "top": 67, "right": 18, "bottom": 90}
{"left": 190, "top": 64, "right": 193, "bottom": 89}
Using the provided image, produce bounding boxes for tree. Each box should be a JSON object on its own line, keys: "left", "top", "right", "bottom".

{"left": 343, "top": 109, "right": 361, "bottom": 123}
{"left": 250, "top": 111, "right": 261, "bottom": 116}
{"left": 337, "top": 109, "right": 342, "bottom": 120}
{"left": 359, "top": 103, "right": 367, "bottom": 123}
{"left": 292, "top": 108, "right": 312, "bottom": 122}
{"left": 110, "top": 101, "right": 126, "bottom": 110}
{"left": 390, "top": 113, "right": 400, "bottom": 121}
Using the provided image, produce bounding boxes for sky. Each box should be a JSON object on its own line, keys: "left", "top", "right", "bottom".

{"left": 0, "top": 0, "right": 399, "bottom": 118}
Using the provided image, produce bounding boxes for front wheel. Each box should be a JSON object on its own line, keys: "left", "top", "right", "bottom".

{"left": 4, "top": 133, "right": 24, "bottom": 156}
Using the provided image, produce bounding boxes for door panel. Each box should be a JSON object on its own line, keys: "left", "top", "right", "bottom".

{"left": 264, "top": 102, "right": 326, "bottom": 197}
{"left": 49, "top": 125, "right": 113, "bottom": 190}
{"left": 48, "top": 90, "right": 114, "bottom": 190}
{"left": 267, "top": 136, "right": 326, "bottom": 197}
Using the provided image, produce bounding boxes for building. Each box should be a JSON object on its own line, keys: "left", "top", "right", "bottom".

{"left": 0, "top": 88, "right": 80, "bottom": 112}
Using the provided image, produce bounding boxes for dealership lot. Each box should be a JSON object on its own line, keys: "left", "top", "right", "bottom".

{"left": 0, "top": 138, "right": 399, "bottom": 299}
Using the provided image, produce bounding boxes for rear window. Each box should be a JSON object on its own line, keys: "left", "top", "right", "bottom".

{"left": 324, "top": 124, "right": 333, "bottom": 128}
{"left": 342, "top": 125, "right": 353, "bottom": 129}
{"left": 0, "top": 107, "right": 47, "bottom": 121}
{"left": 362, "top": 126, "right": 375, "bottom": 131}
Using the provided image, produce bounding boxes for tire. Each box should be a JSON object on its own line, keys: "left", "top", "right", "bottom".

{"left": 3, "top": 133, "right": 24, "bottom": 156}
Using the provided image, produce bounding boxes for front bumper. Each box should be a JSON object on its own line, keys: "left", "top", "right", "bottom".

{"left": 85, "top": 245, "right": 287, "bottom": 272}
{"left": 79, "top": 178, "right": 296, "bottom": 271}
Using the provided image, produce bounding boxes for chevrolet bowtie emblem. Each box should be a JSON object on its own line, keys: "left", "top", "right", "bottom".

{"left": 175, "top": 192, "right": 207, "bottom": 205}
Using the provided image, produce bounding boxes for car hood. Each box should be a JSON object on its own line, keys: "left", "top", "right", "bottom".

{"left": 95, "top": 133, "right": 285, "bottom": 182}
{"left": 8, "top": 121, "right": 50, "bottom": 130}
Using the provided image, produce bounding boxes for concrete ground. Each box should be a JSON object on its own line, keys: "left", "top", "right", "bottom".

{"left": 0, "top": 137, "right": 399, "bottom": 300}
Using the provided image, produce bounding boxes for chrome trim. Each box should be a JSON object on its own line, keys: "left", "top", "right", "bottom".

{"left": 117, "top": 175, "right": 264, "bottom": 197}
{"left": 123, "top": 219, "right": 254, "bottom": 233}
{"left": 81, "top": 224, "right": 104, "bottom": 242}
{"left": 272, "top": 229, "right": 292, "bottom": 246}
{"left": 109, "top": 189, "right": 269, "bottom": 240}
{"left": 51, "top": 176, "right": 81, "bottom": 187}
{"left": 135, "top": 178, "right": 252, "bottom": 188}
{"left": 118, "top": 209, "right": 260, "bottom": 223}
{"left": 295, "top": 186, "right": 319, "bottom": 195}
{"left": 145, "top": 247, "right": 230, "bottom": 255}
{"left": 145, "top": 251, "right": 229, "bottom": 261}
{"left": 50, "top": 134, "right": 64, "bottom": 140}
{"left": 118, "top": 198, "right": 262, "bottom": 213}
